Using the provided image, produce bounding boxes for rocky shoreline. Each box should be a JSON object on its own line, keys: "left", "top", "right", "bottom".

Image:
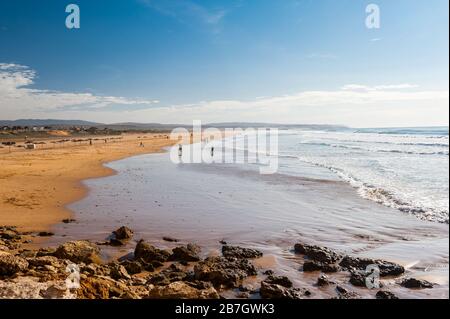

{"left": 0, "top": 225, "right": 437, "bottom": 299}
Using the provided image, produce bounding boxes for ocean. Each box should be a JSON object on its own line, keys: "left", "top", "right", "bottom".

{"left": 49, "top": 126, "right": 449, "bottom": 299}
{"left": 273, "top": 126, "right": 449, "bottom": 224}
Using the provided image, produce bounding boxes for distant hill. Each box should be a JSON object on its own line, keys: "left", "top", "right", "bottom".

{"left": 0, "top": 119, "right": 100, "bottom": 127}
{"left": 0, "top": 119, "right": 349, "bottom": 131}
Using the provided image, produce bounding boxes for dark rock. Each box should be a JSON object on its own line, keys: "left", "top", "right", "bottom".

{"left": 113, "top": 226, "right": 133, "bottom": 240}
{"left": 62, "top": 219, "right": 76, "bottom": 224}
{"left": 163, "top": 237, "right": 179, "bottom": 243}
{"left": 294, "top": 243, "right": 341, "bottom": 264}
{"left": 54, "top": 240, "right": 101, "bottom": 264}
{"left": 219, "top": 240, "right": 227, "bottom": 245}
{"left": 222, "top": 246, "right": 263, "bottom": 259}
{"left": 120, "top": 260, "right": 144, "bottom": 275}
{"left": 0, "top": 228, "right": 21, "bottom": 240}
{"left": 376, "top": 290, "right": 399, "bottom": 299}
{"left": 335, "top": 285, "right": 360, "bottom": 299}
{"left": 109, "top": 264, "right": 131, "bottom": 280}
{"left": 38, "top": 232, "right": 54, "bottom": 237}
{"left": 264, "top": 275, "right": 293, "bottom": 288}
{"left": 317, "top": 274, "right": 334, "bottom": 287}
{"left": 303, "top": 261, "right": 340, "bottom": 273}
{"left": 148, "top": 266, "right": 190, "bottom": 286}
{"left": 339, "top": 256, "right": 404, "bottom": 277}
{"left": 260, "top": 281, "right": 308, "bottom": 299}
{"left": 169, "top": 244, "right": 201, "bottom": 262}
{"left": 401, "top": 278, "right": 434, "bottom": 289}
{"left": 263, "top": 270, "right": 274, "bottom": 276}
{"left": 349, "top": 270, "right": 367, "bottom": 287}
{"left": 0, "top": 253, "right": 29, "bottom": 276}
{"left": 194, "top": 256, "right": 257, "bottom": 288}
{"left": 134, "top": 240, "right": 171, "bottom": 263}
{"left": 36, "top": 247, "right": 56, "bottom": 257}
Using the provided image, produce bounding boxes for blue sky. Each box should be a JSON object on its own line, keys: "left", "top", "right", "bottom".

{"left": 0, "top": 0, "right": 448, "bottom": 127}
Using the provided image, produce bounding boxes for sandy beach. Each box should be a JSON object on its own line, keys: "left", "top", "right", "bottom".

{"left": 0, "top": 133, "right": 175, "bottom": 232}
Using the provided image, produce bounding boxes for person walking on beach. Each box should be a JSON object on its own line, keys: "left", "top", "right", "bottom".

{"left": 178, "top": 144, "right": 183, "bottom": 157}
{"left": 211, "top": 146, "right": 215, "bottom": 158}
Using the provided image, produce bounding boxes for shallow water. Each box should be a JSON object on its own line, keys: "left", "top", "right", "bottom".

{"left": 45, "top": 147, "right": 449, "bottom": 299}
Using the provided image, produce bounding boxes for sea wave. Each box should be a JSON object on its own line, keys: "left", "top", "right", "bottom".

{"left": 297, "top": 157, "right": 449, "bottom": 224}
{"left": 298, "top": 142, "right": 449, "bottom": 156}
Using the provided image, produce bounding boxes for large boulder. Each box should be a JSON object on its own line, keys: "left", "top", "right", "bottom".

{"left": 194, "top": 256, "right": 257, "bottom": 288}
{"left": 54, "top": 241, "right": 101, "bottom": 264}
{"left": 339, "top": 256, "right": 404, "bottom": 277}
{"left": 0, "top": 252, "right": 29, "bottom": 276}
{"left": 134, "top": 240, "right": 171, "bottom": 263}
{"left": 169, "top": 244, "right": 201, "bottom": 262}
{"left": 147, "top": 281, "right": 219, "bottom": 299}
{"left": 222, "top": 246, "right": 263, "bottom": 259}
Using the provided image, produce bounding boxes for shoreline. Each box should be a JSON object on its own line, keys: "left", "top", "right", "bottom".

{"left": 0, "top": 133, "right": 176, "bottom": 233}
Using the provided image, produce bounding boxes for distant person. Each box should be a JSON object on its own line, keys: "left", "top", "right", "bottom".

{"left": 211, "top": 146, "right": 215, "bottom": 157}
{"left": 140, "top": 142, "right": 144, "bottom": 147}
{"left": 178, "top": 144, "right": 183, "bottom": 157}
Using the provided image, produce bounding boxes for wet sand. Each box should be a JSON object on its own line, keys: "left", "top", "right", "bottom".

{"left": 0, "top": 134, "right": 175, "bottom": 232}
{"left": 44, "top": 152, "right": 449, "bottom": 299}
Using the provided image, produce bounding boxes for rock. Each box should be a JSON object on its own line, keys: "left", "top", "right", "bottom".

{"left": 27, "top": 256, "right": 61, "bottom": 268}
{"left": 36, "top": 247, "right": 56, "bottom": 257}
{"left": 294, "top": 243, "right": 341, "bottom": 264}
{"left": 120, "top": 260, "right": 144, "bottom": 275}
{"left": 335, "top": 285, "right": 360, "bottom": 299}
{"left": 77, "top": 276, "right": 131, "bottom": 299}
{"left": 236, "top": 292, "right": 250, "bottom": 298}
{"left": 0, "top": 277, "right": 75, "bottom": 299}
{"left": 0, "top": 253, "right": 29, "bottom": 276}
{"left": 260, "top": 281, "right": 307, "bottom": 299}
{"left": 109, "top": 264, "right": 131, "bottom": 280}
{"left": 54, "top": 241, "right": 101, "bottom": 264}
{"left": 148, "top": 265, "right": 191, "bottom": 286}
{"left": 349, "top": 270, "right": 367, "bottom": 287}
{"left": 263, "top": 270, "right": 274, "bottom": 276}
{"left": 264, "top": 275, "right": 293, "bottom": 288}
{"left": 169, "top": 244, "right": 201, "bottom": 262}
{"left": 317, "top": 274, "right": 334, "bottom": 287}
{"left": 0, "top": 228, "right": 21, "bottom": 240}
{"left": 108, "top": 226, "right": 134, "bottom": 246}
{"left": 339, "top": 256, "right": 404, "bottom": 277}
{"left": 134, "top": 240, "right": 171, "bottom": 263}
{"left": 39, "top": 284, "right": 72, "bottom": 299}
{"left": 401, "top": 278, "right": 434, "bottom": 289}
{"left": 222, "top": 246, "right": 263, "bottom": 259}
{"left": 376, "top": 290, "right": 399, "bottom": 299}
{"left": 147, "top": 281, "right": 219, "bottom": 299}
{"left": 163, "top": 237, "right": 179, "bottom": 243}
{"left": 113, "top": 226, "right": 133, "bottom": 240}
{"left": 62, "top": 219, "right": 76, "bottom": 224}
{"left": 194, "top": 256, "right": 257, "bottom": 288}
{"left": 38, "top": 232, "right": 55, "bottom": 237}
{"left": 303, "top": 261, "right": 340, "bottom": 273}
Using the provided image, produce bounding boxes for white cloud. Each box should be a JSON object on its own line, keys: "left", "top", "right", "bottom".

{"left": 0, "top": 63, "right": 158, "bottom": 115}
{"left": 0, "top": 63, "right": 448, "bottom": 128}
